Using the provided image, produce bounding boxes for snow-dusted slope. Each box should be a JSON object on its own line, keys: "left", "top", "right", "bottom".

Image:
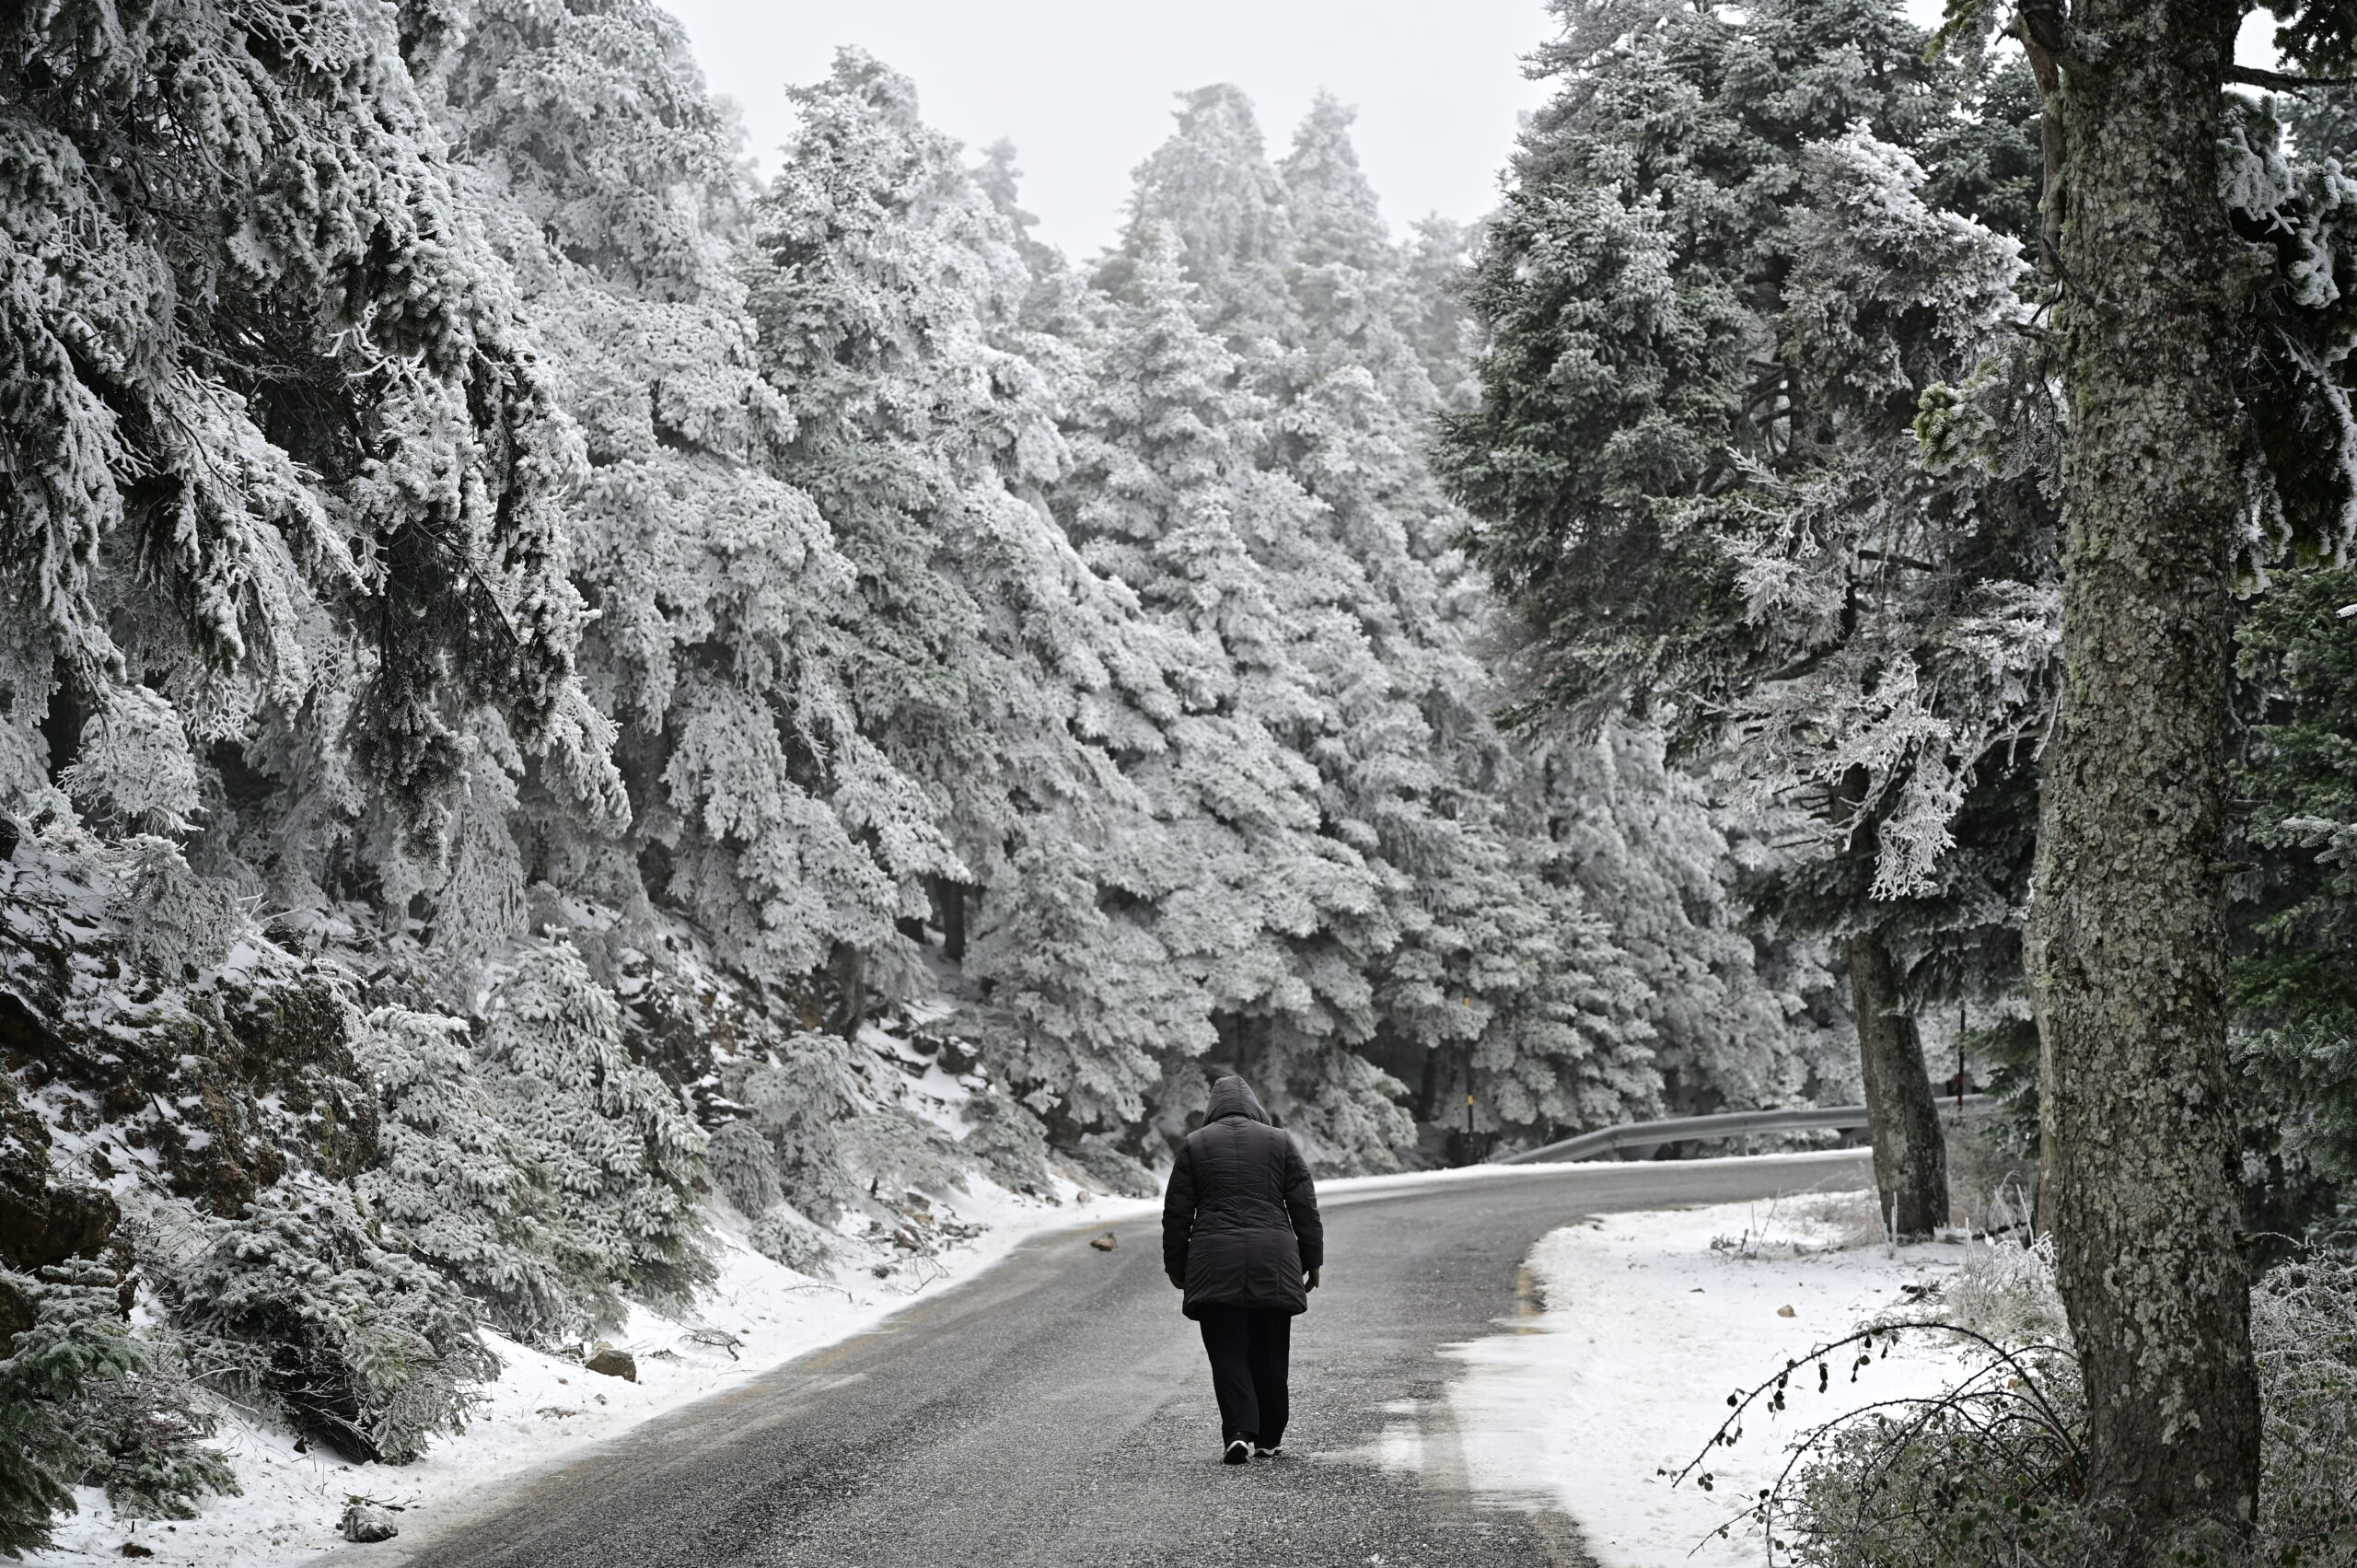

{"left": 32, "top": 1180, "right": 1161, "bottom": 1567}
{"left": 1448, "top": 1199, "right": 1979, "bottom": 1566}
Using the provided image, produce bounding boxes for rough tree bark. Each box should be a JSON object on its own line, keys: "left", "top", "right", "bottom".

{"left": 1844, "top": 930, "right": 1948, "bottom": 1238}
{"left": 2016, "top": 0, "right": 2260, "bottom": 1542}
{"left": 929, "top": 877, "right": 969, "bottom": 963}
{"left": 1833, "top": 769, "right": 1949, "bottom": 1237}
{"left": 826, "top": 941, "right": 869, "bottom": 1040}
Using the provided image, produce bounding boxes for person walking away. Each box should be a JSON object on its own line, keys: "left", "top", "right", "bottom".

{"left": 1162, "top": 1075, "right": 1323, "bottom": 1465}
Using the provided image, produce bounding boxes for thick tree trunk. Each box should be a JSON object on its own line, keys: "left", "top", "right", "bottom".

{"left": 826, "top": 942, "right": 868, "bottom": 1040}
{"left": 2023, "top": 0, "right": 2259, "bottom": 1539}
{"left": 932, "top": 877, "right": 968, "bottom": 963}
{"left": 1843, "top": 930, "right": 1947, "bottom": 1238}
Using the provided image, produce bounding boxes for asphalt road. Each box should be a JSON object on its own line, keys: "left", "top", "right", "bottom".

{"left": 375, "top": 1150, "right": 1873, "bottom": 1568}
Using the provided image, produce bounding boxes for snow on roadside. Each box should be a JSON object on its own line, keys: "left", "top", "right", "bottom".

{"left": 29, "top": 1180, "right": 1160, "bottom": 1568}
{"left": 1447, "top": 1194, "right": 1977, "bottom": 1567}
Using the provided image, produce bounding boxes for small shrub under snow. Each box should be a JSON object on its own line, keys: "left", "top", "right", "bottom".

{"left": 477, "top": 940, "right": 714, "bottom": 1317}
{"left": 1697, "top": 1244, "right": 2357, "bottom": 1567}
{"left": 165, "top": 1196, "right": 497, "bottom": 1465}
{"left": 0, "top": 1263, "right": 237, "bottom": 1557}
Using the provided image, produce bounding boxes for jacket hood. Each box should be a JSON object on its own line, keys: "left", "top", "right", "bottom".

{"left": 1205, "top": 1075, "right": 1271, "bottom": 1125}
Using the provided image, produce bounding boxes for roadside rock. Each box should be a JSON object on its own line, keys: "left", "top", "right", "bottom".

{"left": 341, "top": 1504, "right": 400, "bottom": 1543}
{"left": 585, "top": 1344, "right": 637, "bottom": 1382}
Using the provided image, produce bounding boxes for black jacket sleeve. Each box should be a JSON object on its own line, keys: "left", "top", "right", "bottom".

{"left": 1282, "top": 1138, "right": 1323, "bottom": 1272}
{"left": 1161, "top": 1140, "right": 1197, "bottom": 1278}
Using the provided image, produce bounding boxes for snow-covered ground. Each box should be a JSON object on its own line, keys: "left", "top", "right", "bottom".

{"left": 1446, "top": 1194, "right": 1979, "bottom": 1567}
{"left": 29, "top": 1179, "right": 1161, "bottom": 1568}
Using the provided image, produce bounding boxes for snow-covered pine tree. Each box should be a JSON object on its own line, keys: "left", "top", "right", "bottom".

{"left": 2227, "top": 565, "right": 2357, "bottom": 1246}
{"left": 0, "top": 1263, "right": 235, "bottom": 1555}
{"left": 1271, "top": 97, "right": 1663, "bottom": 1144}
{"left": 1051, "top": 226, "right": 1401, "bottom": 1161}
{"left": 715, "top": 1030, "right": 867, "bottom": 1229}
{"left": 1536, "top": 726, "right": 1856, "bottom": 1116}
{"left": 169, "top": 1191, "right": 498, "bottom": 1464}
{"left": 2194, "top": 95, "right": 2357, "bottom": 1249}
{"left": 475, "top": 939, "right": 712, "bottom": 1316}
{"left": 1917, "top": 0, "right": 2357, "bottom": 1532}
{"left": 1109, "top": 86, "right": 1300, "bottom": 354}
{"left": 426, "top": 0, "right": 892, "bottom": 1002}
{"left": 1399, "top": 217, "right": 1485, "bottom": 417}
{"left": 1437, "top": 0, "right": 2055, "bottom": 1227}
{"left": 0, "top": 0, "right": 618, "bottom": 892}
{"left": 1110, "top": 106, "right": 1445, "bottom": 1158}
{"left": 354, "top": 1005, "right": 580, "bottom": 1341}
{"left": 0, "top": 1, "right": 660, "bottom": 1514}
{"left": 1088, "top": 86, "right": 1725, "bottom": 1156}
{"left": 1701, "top": 120, "right": 2057, "bottom": 1231}
{"left": 959, "top": 821, "right": 1222, "bottom": 1144}
{"left": 739, "top": 51, "right": 1146, "bottom": 1034}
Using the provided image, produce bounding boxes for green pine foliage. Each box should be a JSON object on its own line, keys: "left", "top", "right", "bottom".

{"left": 2233, "top": 566, "right": 2357, "bottom": 1242}
{"left": 167, "top": 1196, "right": 496, "bottom": 1465}
{"left": 0, "top": 1266, "right": 235, "bottom": 1559}
{"left": 1434, "top": 0, "right": 2059, "bottom": 1070}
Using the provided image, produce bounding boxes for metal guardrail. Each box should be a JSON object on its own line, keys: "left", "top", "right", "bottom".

{"left": 1492, "top": 1094, "right": 1994, "bottom": 1166}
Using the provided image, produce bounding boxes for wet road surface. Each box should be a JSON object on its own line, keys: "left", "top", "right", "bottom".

{"left": 370, "top": 1151, "right": 1874, "bottom": 1568}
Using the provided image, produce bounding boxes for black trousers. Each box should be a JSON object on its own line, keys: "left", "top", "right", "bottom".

{"left": 1196, "top": 1306, "right": 1292, "bottom": 1446}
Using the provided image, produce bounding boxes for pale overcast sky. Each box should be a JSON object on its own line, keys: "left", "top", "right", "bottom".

{"left": 663, "top": 0, "right": 1564, "bottom": 260}
{"left": 666, "top": 1, "right": 2272, "bottom": 263}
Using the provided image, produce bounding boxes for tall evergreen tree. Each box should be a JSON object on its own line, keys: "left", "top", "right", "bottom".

{"left": 2229, "top": 564, "right": 2357, "bottom": 1247}
{"left": 1543, "top": 726, "right": 1856, "bottom": 1115}
{"left": 0, "top": 0, "right": 618, "bottom": 889}
{"left": 1272, "top": 97, "right": 1666, "bottom": 1140}
{"left": 1054, "top": 229, "right": 1404, "bottom": 1162}
{"left": 1954, "top": 0, "right": 2357, "bottom": 1523}
{"left": 435, "top": 3, "right": 907, "bottom": 1003}
{"left": 740, "top": 51, "right": 1148, "bottom": 1031}
{"left": 2216, "top": 84, "right": 2357, "bottom": 1255}
{"left": 1436, "top": 0, "right": 2054, "bottom": 1233}
{"left": 1064, "top": 80, "right": 1834, "bottom": 1157}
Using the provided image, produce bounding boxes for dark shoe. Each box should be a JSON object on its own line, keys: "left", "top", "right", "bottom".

{"left": 1223, "top": 1439, "right": 1251, "bottom": 1465}
{"left": 1252, "top": 1445, "right": 1283, "bottom": 1458}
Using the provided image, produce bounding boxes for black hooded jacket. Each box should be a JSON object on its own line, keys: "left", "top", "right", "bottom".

{"left": 1161, "top": 1077, "right": 1324, "bottom": 1318}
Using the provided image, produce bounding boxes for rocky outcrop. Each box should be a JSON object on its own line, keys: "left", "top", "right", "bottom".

{"left": 0, "top": 1067, "right": 122, "bottom": 1354}
{"left": 0, "top": 848, "right": 379, "bottom": 1225}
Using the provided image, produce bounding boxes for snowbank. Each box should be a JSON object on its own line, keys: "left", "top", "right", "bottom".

{"left": 29, "top": 1181, "right": 1160, "bottom": 1567}
{"left": 1447, "top": 1195, "right": 1976, "bottom": 1567}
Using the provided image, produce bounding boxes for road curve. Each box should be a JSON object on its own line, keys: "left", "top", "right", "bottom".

{"left": 370, "top": 1150, "right": 1873, "bottom": 1568}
